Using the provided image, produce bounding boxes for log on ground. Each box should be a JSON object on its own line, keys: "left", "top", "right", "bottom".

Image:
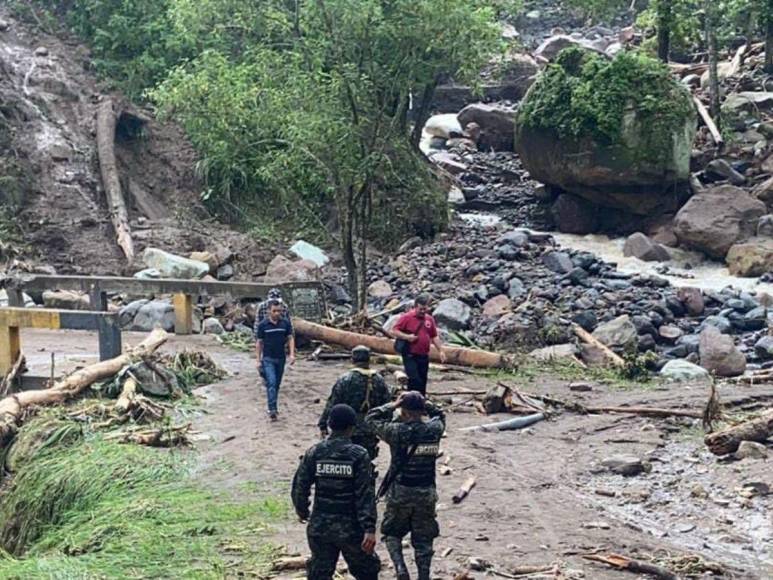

{"left": 294, "top": 319, "right": 507, "bottom": 368}
{"left": 96, "top": 98, "right": 134, "bottom": 262}
{"left": 0, "top": 328, "right": 168, "bottom": 450}
{"left": 704, "top": 410, "right": 773, "bottom": 455}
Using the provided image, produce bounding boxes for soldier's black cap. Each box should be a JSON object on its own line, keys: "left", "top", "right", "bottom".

{"left": 352, "top": 345, "right": 371, "bottom": 363}
{"left": 328, "top": 404, "right": 357, "bottom": 431}
{"left": 399, "top": 391, "right": 426, "bottom": 412}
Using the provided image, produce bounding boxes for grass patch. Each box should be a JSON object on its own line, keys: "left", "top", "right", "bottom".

{"left": 0, "top": 418, "right": 286, "bottom": 578}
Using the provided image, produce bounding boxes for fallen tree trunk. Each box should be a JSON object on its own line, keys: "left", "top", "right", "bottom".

{"left": 294, "top": 319, "right": 508, "bottom": 368}
{"left": 704, "top": 410, "right": 773, "bottom": 455}
{"left": 572, "top": 324, "right": 625, "bottom": 367}
{"left": 0, "top": 328, "right": 167, "bottom": 449}
{"left": 693, "top": 95, "right": 724, "bottom": 148}
{"left": 459, "top": 413, "right": 546, "bottom": 433}
{"left": 583, "top": 553, "right": 677, "bottom": 580}
{"left": 97, "top": 98, "right": 134, "bottom": 263}
{"left": 586, "top": 405, "right": 703, "bottom": 419}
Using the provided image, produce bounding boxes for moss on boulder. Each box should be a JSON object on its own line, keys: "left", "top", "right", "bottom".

{"left": 515, "top": 48, "right": 695, "bottom": 215}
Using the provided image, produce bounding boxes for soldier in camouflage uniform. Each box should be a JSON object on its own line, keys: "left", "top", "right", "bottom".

{"left": 318, "top": 345, "right": 393, "bottom": 460}
{"left": 366, "top": 392, "right": 445, "bottom": 580}
{"left": 291, "top": 404, "right": 380, "bottom": 580}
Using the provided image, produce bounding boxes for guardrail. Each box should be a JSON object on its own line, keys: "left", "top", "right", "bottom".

{"left": 0, "top": 307, "right": 122, "bottom": 376}
{"left": 4, "top": 274, "right": 327, "bottom": 334}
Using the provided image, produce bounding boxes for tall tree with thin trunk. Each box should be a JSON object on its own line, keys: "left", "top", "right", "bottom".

{"left": 656, "top": 0, "right": 672, "bottom": 63}
{"left": 766, "top": 0, "right": 773, "bottom": 74}
{"left": 705, "top": 0, "right": 721, "bottom": 129}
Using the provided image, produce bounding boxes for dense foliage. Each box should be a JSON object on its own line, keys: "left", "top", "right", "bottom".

{"left": 518, "top": 48, "right": 694, "bottom": 161}
{"left": 16, "top": 0, "right": 511, "bottom": 305}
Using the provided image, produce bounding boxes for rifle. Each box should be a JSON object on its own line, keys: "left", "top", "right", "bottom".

{"left": 376, "top": 443, "right": 417, "bottom": 501}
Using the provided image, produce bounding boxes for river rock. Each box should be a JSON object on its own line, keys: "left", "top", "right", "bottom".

{"left": 623, "top": 232, "right": 670, "bottom": 262}
{"left": 368, "top": 280, "right": 393, "bottom": 299}
{"left": 290, "top": 240, "right": 329, "bottom": 267}
{"left": 542, "top": 251, "right": 574, "bottom": 274}
{"left": 457, "top": 103, "right": 516, "bottom": 151}
{"left": 701, "top": 315, "right": 733, "bottom": 334}
{"left": 529, "top": 344, "right": 579, "bottom": 362}
{"left": 573, "top": 311, "right": 598, "bottom": 332}
{"left": 706, "top": 159, "right": 746, "bottom": 186}
{"left": 189, "top": 251, "right": 219, "bottom": 273}
{"left": 126, "top": 299, "right": 175, "bottom": 332}
{"left": 658, "top": 325, "right": 683, "bottom": 343}
{"left": 202, "top": 317, "right": 225, "bottom": 335}
{"left": 593, "top": 315, "right": 637, "bottom": 351}
{"left": 601, "top": 455, "right": 650, "bottom": 476}
{"left": 216, "top": 263, "right": 234, "bottom": 280}
{"left": 723, "top": 92, "right": 773, "bottom": 114}
{"left": 755, "top": 336, "right": 773, "bottom": 360}
{"left": 735, "top": 441, "right": 768, "bottom": 460}
{"left": 726, "top": 238, "right": 773, "bottom": 277}
{"left": 482, "top": 295, "right": 512, "bottom": 319}
{"left": 753, "top": 176, "right": 773, "bottom": 204}
{"left": 699, "top": 326, "right": 746, "bottom": 377}
{"left": 677, "top": 287, "right": 704, "bottom": 316}
{"left": 550, "top": 193, "right": 599, "bottom": 234}
{"left": 534, "top": 35, "right": 591, "bottom": 60}
{"left": 433, "top": 298, "right": 472, "bottom": 330}
{"left": 42, "top": 289, "right": 90, "bottom": 310}
{"left": 143, "top": 247, "right": 209, "bottom": 279}
{"left": 660, "top": 359, "right": 710, "bottom": 382}
{"left": 673, "top": 185, "right": 765, "bottom": 258}
{"left": 758, "top": 215, "right": 773, "bottom": 237}
{"left": 424, "top": 113, "right": 463, "bottom": 139}
{"left": 265, "top": 255, "right": 319, "bottom": 282}
{"left": 497, "top": 230, "right": 529, "bottom": 247}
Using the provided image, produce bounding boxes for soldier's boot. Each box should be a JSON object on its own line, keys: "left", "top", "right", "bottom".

{"left": 412, "top": 538, "right": 434, "bottom": 580}
{"left": 384, "top": 535, "right": 410, "bottom": 580}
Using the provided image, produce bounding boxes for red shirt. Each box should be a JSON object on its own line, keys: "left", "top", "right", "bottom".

{"left": 394, "top": 309, "right": 438, "bottom": 356}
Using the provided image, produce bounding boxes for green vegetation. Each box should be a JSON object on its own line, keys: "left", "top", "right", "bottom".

{"left": 518, "top": 47, "right": 694, "bottom": 164}
{"left": 0, "top": 415, "right": 285, "bottom": 578}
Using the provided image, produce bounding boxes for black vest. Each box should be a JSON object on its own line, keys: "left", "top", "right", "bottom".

{"left": 396, "top": 428, "right": 439, "bottom": 488}
{"left": 313, "top": 446, "right": 357, "bottom": 514}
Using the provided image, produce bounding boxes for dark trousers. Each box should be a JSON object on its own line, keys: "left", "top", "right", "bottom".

{"left": 307, "top": 533, "right": 380, "bottom": 580}
{"left": 402, "top": 354, "right": 429, "bottom": 396}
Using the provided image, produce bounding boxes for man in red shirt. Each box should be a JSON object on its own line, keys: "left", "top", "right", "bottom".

{"left": 392, "top": 294, "right": 446, "bottom": 396}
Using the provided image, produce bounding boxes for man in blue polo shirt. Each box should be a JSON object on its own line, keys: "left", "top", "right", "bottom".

{"left": 255, "top": 300, "right": 296, "bottom": 421}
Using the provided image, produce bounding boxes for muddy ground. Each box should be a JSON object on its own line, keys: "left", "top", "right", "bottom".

{"left": 18, "top": 328, "right": 773, "bottom": 579}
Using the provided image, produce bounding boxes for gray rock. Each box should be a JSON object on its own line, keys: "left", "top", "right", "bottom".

{"left": 529, "top": 344, "right": 579, "bottom": 362}
{"left": 433, "top": 298, "right": 472, "bottom": 331}
{"left": 0, "top": 19, "right": 9, "bottom": 31}
{"left": 216, "top": 263, "right": 234, "bottom": 280}
{"left": 601, "top": 455, "right": 650, "bottom": 476}
{"left": 592, "top": 315, "right": 638, "bottom": 351}
{"left": 0, "top": 289, "right": 35, "bottom": 308}
{"left": 699, "top": 325, "right": 746, "bottom": 377}
{"left": 550, "top": 194, "right": 599, "bottom": 234}
{"left": 758, "top": 215, "right": 773, "bottom": 237}
{"left": 508, "top": 278, "right": 526, "bottom": 300}
{"left": 623, "top": 232, "right": 670, "bottom": 262}
{"left": 457, "top": 103, "right": 516, "bottom": 151}
{"left": 542, "top": 251, "right": 574, "bottom": 274}
{"left": 130, "top": 300, "right": 175, "bottom": 332}
{"left": 497, "top": 230, "right": 529, "bottom": 247}
{"left": 723, "top": 92, "right": 773, "bottom": 114}
{"left": 677, "top": 287, "right": 704, "bottom": 316}
{"left": 42, "top": 289, "right": 90, "bottom": 310}
{"left": 265, "top": 255, "right": 319, "bottom": 282}
{"left": 735, "top": 441, "right": 768, "bottom": 460}
{"left": 496, "top": 245, "right": 520, "bottom": 261}
{"left": 706, "top": 159, "right": 746, "bottom": 186}
{"left": 202, "top": 317, "right": 225, "bottom": 335}
{"left": 743, "top": 306, "right": 767, "bottom": 331}
{"left": 674, "top": 185, "right": 766, "bottom": 259}
{"left": 573, "top": 311, "right": 597, "bottom": 332}
{"left": 143, "top": 247, "right": 209, "bottom": 279}
{"left": 534, "top": 35, "right": 593, "bottom": 61}
{"left": 34, "top": 46, "right": 48, "bottom": 57}
{"left": 660, "top": 359, "right": 710, "bottom": 382}
{"left": 134, "top": 268, "right": 161, "bottom": 279}
{"left": 119, "top": 299, "right": 149, "bottom": 328}
{"left": 755, "top": 336, "right": 773, "bottom": 360}
{"left": 368, "top": 280, "right": 393, "bottom": 298}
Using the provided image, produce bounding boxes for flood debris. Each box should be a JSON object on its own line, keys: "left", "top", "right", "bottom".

{"left": 704, "top": 410, "right": 773, "bottom": 455}
{"left": 583, "top": 553, "right": 678, "bottom": 580}
{"left": 452, "top": 476, "right": 477, "bottom": 504}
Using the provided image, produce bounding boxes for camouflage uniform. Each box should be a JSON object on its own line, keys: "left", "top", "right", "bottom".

{"left": 318, "top": 368, "right": 392, "bottom": 460}
{"left": 366, "top": 402, "right": 446, "bottom": 580}
{"left": 291, "top": 433, "right": 380, "bottom": 580}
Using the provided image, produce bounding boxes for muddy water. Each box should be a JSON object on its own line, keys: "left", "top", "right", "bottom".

{"left": 553, "top": 232, "right": 773, "bottom": 295}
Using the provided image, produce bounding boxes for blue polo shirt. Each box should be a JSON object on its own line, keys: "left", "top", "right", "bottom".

{"left": 256, "top": 317, "right": 293, "bottom": 359}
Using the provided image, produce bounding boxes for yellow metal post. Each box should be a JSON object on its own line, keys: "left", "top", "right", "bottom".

{"left": 173, "top": 293, "right": 193, "bottom": 335}
{"left": 0, "top": 324, "right": 21, "bottom": 376}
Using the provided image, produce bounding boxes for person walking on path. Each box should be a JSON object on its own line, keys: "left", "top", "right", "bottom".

{"left": 318, "top": 346, "right": 393, "bottom": 461}
{"left": 391, "top": 294, "right": 446, "bottom": 396}
{"left": 292, "top": 404, "right": 380, "bottom": 580}
{"left": 365, "top": 391, "right": 445, "bottom": 580}
{"left": 255, "top": 299, "right": 295, "bottom": 421}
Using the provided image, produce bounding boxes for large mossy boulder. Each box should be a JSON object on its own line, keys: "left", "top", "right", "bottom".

{"left": 515, "top": 48, "right": 696, "bottom": 215}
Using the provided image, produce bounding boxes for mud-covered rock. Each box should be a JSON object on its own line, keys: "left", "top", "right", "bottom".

{"left": 726, "top": 238, "right": 773, "bottom": 277}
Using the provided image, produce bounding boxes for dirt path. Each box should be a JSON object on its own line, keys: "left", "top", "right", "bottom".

{"left": 17, "top": 329, "right": 773, "bottom": 579}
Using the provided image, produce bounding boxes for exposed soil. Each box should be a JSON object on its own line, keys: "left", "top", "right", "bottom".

{"left": 18, "top": 329, "right": 773, "bottom": 579}
{"left": 0, "top": 6, "right": 276, "bottom": 278}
